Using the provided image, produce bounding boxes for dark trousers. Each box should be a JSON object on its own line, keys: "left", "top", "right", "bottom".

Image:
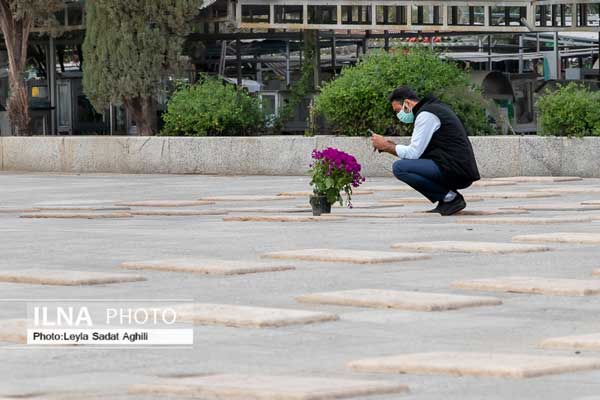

{"left": 392, "top": 159, "right": 449, "bottom": 203}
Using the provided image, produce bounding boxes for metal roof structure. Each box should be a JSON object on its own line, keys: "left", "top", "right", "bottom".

{"left": 234, "top": 0, "right": 600, "bottom": 33}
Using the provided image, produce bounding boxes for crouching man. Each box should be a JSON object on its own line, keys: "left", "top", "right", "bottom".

{"left": 371, "top": 86, "right": 480, "bottom": 216}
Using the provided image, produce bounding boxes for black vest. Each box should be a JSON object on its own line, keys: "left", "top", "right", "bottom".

{"left": 413, "top": 95, "right": 480, "bottom": 189}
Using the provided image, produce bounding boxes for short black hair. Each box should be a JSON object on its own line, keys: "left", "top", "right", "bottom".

{"left": 388, "top": 86, "right": 419, "bottom": 103}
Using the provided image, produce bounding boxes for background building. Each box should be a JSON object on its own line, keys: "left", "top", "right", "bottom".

{"left": 0, "top": 0, "right": 598, "bottom": 135}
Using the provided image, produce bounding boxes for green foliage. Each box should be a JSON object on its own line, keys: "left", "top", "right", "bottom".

{"left": 536, "top": 83, "right": 600, "bottom": 137}
{"left": 5, "top": 0, "right": 63, "bottom": 27}
{"left": 314, "top": 48, "right": 495, "bottom": 136}
{"left": 160, "top": 78, "right": 265, "bottom": 136}
{"left": 82, "top": 0, "right": 200, "bottom": 111}
{"left": 438, "top": 85, "right": 497, "bottom": 137}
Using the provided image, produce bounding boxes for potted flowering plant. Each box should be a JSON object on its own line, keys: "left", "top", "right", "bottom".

{"left": 309, "top": 147, "right": 366, "bottom": 215}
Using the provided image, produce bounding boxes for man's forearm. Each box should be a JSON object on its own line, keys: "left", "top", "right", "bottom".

{"left": 382, "top": 140, "right": 398, "bottom": 156}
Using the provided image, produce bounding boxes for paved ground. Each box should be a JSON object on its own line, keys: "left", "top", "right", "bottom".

{"left": 1, "top": 172, "right": 600, "bottom": 399}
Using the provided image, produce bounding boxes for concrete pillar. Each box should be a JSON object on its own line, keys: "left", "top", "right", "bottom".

{"left": 109, "top": 102, "right": 114, "bottom": 135}
{"left": 554, "top": 31, "right": 560, "bottom": 80}
{"left": 488, "top": 35, "right": 493, "bottom": 71}
{"left": 313, "top": 30, "right": 320, "bottom": 88}
{"left": 236, "top": 39, "right": 242, "bottom": 86}
{"left": 331, "top": 31, "right": 337, "bottom": 77}
{"left": 303, "top": 4, "right": 308, "bottom": 25}
{"left": 48, "top": 37, "right": 56, "bottom": 135}
{"left": 384, "top": 30, "right": 389, "bottom": 52}
{"left": 518, "top": 35, "right": 524, "bottom": 74}
{"left": 285, "top": 40, "right": 291, "bottom": 86}
{"left": 256, "top": 60, "right": 262, "bottom": 85}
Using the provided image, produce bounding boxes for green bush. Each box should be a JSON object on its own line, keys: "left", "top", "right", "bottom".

{"left": 536, "top": 83, "right": 600, "bottom": 137}
{"left": 313, "top": 48, "right": 495, "bottom": 136}
{"left": 160, "top": 78, "right": 265, "bottom": 136}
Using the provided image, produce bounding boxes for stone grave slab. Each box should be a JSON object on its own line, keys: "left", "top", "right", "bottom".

{"left": 456, "top": 216, "right": 591, "bottom": 225}
{"left": 541, "top": 333, "right": 600, "bottom": 351}
{"left": 473, "top": 192, "right": 559, "bottom": 199}
{"left": 334, "top": 212, "right": 437, "bottom": 219}
{"left": 501, "top": 204, "right": 600, "bottom": 212}
{"left": 130, "top": 209, "right": 227, "bottom": 216}
{"left": 129, "top": 373, "right": 409, "bottom": 399}
{"left": 362, "top": 185, "right": 413, "bottom": 192}
{"left": 35, "top": 199, "right": 120, "bottom": 206}
{"left": 410, "top": 209, "right": 528, "bottom": 217}
{"left": 295, "top": 203, "right": 402, "bottom": 210}
{"left": 199, "top": 195, "right": 294, "bottom": 202}
{"left": 452, "top": 276, "right": 600, "bottom": 296}
{"left": 381, "top": 196, "right": 483, "bottom": 205}
{"left": 471, "top": 180, "right": 516, "bottom": 187}
{"left": 224, "top": 207, "right": 310, "bottom": 214}
{"left": 347, "top": 352, "right": 600, "bottom": 378}
{"left": 296, "top": 289, "right": 501, "bottom": 311}
{"left": 170, "top": 303, "right": 338, "bottom": 328}
{"left": 261, "top": 249, "right": 431, "bottom": 264}
{"left": 582, "top": 200, "right": 600, "bottom": 205}
{"left": 0, "top": 319, "right": 27, "bottom": 344}
{"left": 534, "top": 187, "right": 600, "bottom": 195}
{"left": 451, "top": 209, "right": 529, "bottom": 216}
{"left": 115, "top": 200, "right": 214, "bottom": 207}
{"left": 494, "top": 176, "right": 583, "bottom": 183}
{"left": 0, "top": 391, "right": 126, "bottom": 399}
{"left": 278, "top": 190, "right": 374, "bottom": 197}
{"left": 223, "top": 215, "right": 345, "bottom": 222}
{"left": 20, "top": 212, "right": 133, "bottom": 219}
{"left": 119, "top": 259, "right": 294, "bottom": 275}
{"left": 332, "top": 202, "right": 403, "bottom": 209}
{"left": 390, "top": 241, "right": 550, "bottom": 254}
{"left": 0, "top": 207, "right": 40, "bottom": 213}
{"left": 36, "top": 206, "right": 131, "bottom": 212}
{"left": 0, "top": 269, "right": 146, "bottom": 286}
{"left": 512, "top": 232, "right": 600, "bottom": 245}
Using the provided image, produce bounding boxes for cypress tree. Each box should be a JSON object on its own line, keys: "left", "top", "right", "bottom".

{"left": 83, "top": 0, "right": 201, "bottom": 136}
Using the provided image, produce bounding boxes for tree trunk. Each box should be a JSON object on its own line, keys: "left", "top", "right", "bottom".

{"left": 0, "top": 2, "right": 33, "bottom": 135}
{"left": 125, "top": 96, "right": 157, "bottom": 136}
{"left": 7, "top": 80, "right": 30, "bottom": 135}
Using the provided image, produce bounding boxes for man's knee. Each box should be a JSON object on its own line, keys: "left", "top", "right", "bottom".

{"left": 392, "top": 160, "right": 409, "bottom": 180}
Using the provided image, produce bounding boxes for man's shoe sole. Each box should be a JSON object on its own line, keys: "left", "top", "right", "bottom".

{"left": 440, "top": 198, "right": 466, "bottom": 216}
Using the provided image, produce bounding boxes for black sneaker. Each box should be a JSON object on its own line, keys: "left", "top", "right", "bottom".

{"left": 438, "top": 193, "right": 466, "bottom": 216}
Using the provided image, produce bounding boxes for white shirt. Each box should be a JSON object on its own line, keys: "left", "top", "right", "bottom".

{"left": 395, "top": 111, "right": 441, "bottom": 159}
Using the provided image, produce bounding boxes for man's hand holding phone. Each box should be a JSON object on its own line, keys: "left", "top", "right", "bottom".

{"left": 370, "top": 130, "right": 397, "bottom": 156}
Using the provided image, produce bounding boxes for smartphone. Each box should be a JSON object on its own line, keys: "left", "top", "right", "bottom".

{"left": 368, "top": 129, "right": 382, "bottom": 153}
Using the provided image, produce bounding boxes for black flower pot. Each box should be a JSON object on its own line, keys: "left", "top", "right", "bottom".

{"left": 309, "top": 195, "right": 332, "bottom": 216}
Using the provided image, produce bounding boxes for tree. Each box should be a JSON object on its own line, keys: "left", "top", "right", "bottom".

{"left": 0, "top": 0, "right": 62, "bottom": 135}
{"left": 83, "top": 0, "right": 201, "bottom": 136}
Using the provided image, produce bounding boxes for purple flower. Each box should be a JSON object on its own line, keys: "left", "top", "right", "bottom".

{"left": 310, "top": 147, "right": 366, "bottom": 191}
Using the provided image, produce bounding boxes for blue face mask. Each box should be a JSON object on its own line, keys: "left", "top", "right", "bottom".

{"left": 397, "top": 108, "right": 414, "bottom": 124}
